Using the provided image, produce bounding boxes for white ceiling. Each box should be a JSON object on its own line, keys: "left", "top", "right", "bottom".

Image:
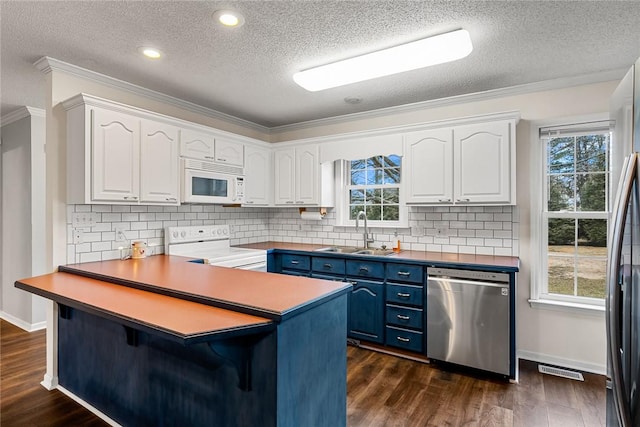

{"left": 2, "top": 1, "right": 640, "bottom": 128}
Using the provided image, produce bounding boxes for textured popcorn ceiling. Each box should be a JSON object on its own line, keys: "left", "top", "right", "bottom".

{"left": 1, "top": 1, "right": 639, "bottom": 128}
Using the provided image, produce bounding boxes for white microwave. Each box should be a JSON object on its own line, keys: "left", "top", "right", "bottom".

{"left": 181, "top": 159, "right": 245, "bottom": 204}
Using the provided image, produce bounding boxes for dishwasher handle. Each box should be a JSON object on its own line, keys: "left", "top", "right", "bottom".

{"left": 428, "top": 276, "right": 509, "bottom": 289}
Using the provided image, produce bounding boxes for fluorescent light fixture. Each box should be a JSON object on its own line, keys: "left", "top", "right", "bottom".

{"left": 213, "top": 10, "right": 245, "bottom": 28}
{"left": 293, "top": 29, "right": 473, "bottom": 92}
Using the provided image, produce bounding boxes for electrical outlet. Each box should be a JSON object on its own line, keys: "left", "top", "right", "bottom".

{"left": 73, "top": 228, "right": 84, "bottom": 244}
{"left": 72, "top": 212, "right": 97, "bottom": 227}
{"left": 115, "top": 227, "right": 127, "bottom": 242}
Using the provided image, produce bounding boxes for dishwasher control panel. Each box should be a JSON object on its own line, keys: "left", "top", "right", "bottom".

{"left": 427, "top": 267, "right": 509, "bottom": 283}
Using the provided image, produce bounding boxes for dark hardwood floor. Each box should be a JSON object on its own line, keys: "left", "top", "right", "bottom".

{"left": 1, "top": 319, "right": 605, "bottom": 426}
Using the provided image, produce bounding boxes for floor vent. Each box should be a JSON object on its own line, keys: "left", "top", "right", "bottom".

{"left": 538, "top": 364, "right": 584, "bottom": 381}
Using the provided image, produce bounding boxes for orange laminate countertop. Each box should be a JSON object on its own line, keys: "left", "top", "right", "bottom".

{"left": 236, "top": 242, "right": 520, "bottom": 270}
{"left": 59, "top": 255, "right": 352, "bottom": 320}
{"left": 15, "top": 272, "right": 273, "bottom": 343}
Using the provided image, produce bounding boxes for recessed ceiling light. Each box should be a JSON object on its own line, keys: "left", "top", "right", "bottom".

{"left": 140, "top": 47, "right": 162, "bottom": 59}
{"left": 213, "top": 10, "right": 245, "bottom": 28}
{"left": 293, "top": 29, "right": 473, "bottom": 92}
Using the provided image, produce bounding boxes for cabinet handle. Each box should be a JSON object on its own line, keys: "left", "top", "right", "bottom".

{"left": 245, "top": 200, "right": 254, "bottom": 204}
{"left": 123, "top": 196, "right": 138, "bottom": 200}
{"left": 285, "top": 201, "right": 294, "bottom": 204}
{"left": 456, "top": 198, "right": 471, "bottom": 202}
{"left": 165, "top": 197, "right": 177, "bottom": 202}
{"left": 438, "top": 198, "right": 451, "bottom": 202}
{"left": 296, "top": 201, "right": 304, "bottom": 204}
{"left": 290, "top": 260, "right": 300, "bottom": 265}
{"left": 396, "top": 314, "right": 410, "bottom": 320}
{"left": 396, "top": 336, "right": 410, "bottom": 343}
{"left": 323, "top": 263, "right": 333, "bottom": 269}
{"left": 397, "top": 292, "right": 411, "bottom": 298}
{"left": 345, "top": 281, "right": 358, "bottom": 286}
{"left": 205, "top": 156, "right": 214, "bottom": 160}
{"left": 397, "top": 271, "right": 411, "bottom": 277}
{"left": 217, "top": 158, "right": 227, "bottom": 162}
{"left": 359, "top": 266, "right": 369, "bottom": 273}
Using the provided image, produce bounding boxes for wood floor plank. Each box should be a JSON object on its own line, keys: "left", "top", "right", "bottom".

{"left": 2, "top": 320, "right": 607, "bottom": 427}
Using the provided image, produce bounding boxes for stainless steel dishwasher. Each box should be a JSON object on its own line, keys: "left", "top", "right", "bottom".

{"left": 427, "top": 267, "right": 510, "bottom": 376}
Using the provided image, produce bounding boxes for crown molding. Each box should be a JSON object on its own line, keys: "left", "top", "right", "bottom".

{"left": 33, "top": 56, "right": 270, "bottom": 135}
{"left": 1, "top": 106, "right": 45, "bottom": 127}
{"left": 269, "top": 68, "right": 626, "bottom": 135}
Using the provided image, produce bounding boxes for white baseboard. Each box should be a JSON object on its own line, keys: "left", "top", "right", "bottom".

{"left": 41, "top": 373, "right": 58, "bottom": 391}
{"left": 0, "top": 311, "right": 46, "bottom": 332}
{"left": 56, "top": 385, "right": 122, "bottom": 427}
{"left": 517, "top": 349, "right": 606, "bottom": 375}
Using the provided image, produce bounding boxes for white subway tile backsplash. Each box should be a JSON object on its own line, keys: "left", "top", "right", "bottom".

{"left": 66, "top": 204, "right": 520, "bottom": 262}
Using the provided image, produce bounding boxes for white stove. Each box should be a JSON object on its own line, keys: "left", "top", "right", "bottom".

{"left": 165, "top": 225, "right": 267, "bottom": 271}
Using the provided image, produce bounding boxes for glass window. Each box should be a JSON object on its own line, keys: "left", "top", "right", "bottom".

{"left": 347, "top": 155, "right": 401, "bottom": 222}
{"left": 543, "top": 131, "right": 610, "bottom": 302}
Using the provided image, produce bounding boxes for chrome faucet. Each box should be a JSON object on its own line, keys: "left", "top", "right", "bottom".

{"left": 355, "top": 211, "right": 375, "bottom": 249}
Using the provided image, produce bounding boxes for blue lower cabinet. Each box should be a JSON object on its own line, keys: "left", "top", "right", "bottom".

{"left": 385, "top": 304, "right": 423, "bottom": 330}
{"left": 281, "top": 269, "right": 310, "bottom": 277}
{"left": 385, "top": 325, "right": 423, "bottom": 353}
{"left": 347, "top": 279, "right": 384, "bottom": 344}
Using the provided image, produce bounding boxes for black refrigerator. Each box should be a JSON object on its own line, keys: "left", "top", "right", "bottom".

{"left": 607, "top": 60, "right": 640, "bottom": 427}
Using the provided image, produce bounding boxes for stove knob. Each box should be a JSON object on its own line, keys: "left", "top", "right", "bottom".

{"left": 223, "top": 228, "right": 229, "bottom": 235}
{"left": 217, "top": 229, "right": 223, "bottom": 235}
{"left": 181, "top": 231, "right": 186, "bottom": 238}
{"left": 172, "top": 231, "right": 179, "bottom": 238}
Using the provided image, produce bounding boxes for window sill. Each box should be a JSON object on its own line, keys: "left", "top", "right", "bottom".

{"left": 528, "top": 298, "right": 605, "bottom": 316}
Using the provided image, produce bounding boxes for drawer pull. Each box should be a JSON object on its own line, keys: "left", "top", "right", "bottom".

{"left": 290, "top": 260, "right": 299, "bottom": 265}
{"left": 359, "top": 266, "right": 369, "bottom": 272}
{"left": 396, "top": 336, "right": 410, "bottom": 343}
{"left": 396, "top": 314, "right": 410, "bottom": 320}
{"left": 397, "top": 292, "right": 411, "bottom": 298}
{"left": 323, "top": 263, "right": 333, "bottom": 269}
{"left": 397, "top": 271, "right": 411, "bottom": 277}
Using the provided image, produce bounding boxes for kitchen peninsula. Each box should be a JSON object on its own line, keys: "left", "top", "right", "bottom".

{"left": 15, "top": 255, "right": 352, "bottom": 427}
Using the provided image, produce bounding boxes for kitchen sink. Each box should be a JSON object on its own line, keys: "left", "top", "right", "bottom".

{"left": 314, "top": 246, "right": 396, "bottom": 256}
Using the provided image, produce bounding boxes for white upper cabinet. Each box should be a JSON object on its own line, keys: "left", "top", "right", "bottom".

{"left": 140, "top": 119, "right": 179, "bottom": 204}
{"left": 404, "top": 116, "right": 517, "bottom": 205}
{"left": 404, "top": 128, "right": 453, "bottom": 204}
{"left": 180, "top": 129, "right": 215, "bottom": 161}
{"left": 244, "top": 145, "right": 272, "bottom": 206}
{"left": 215, "top": 138, "right": 244, "bottom": 167}
{"left": 91, "top": 108, "right": 140, "bottom": 202}
{"left": 454, "top": 121, "right": 513, "bottom": 204}
{"left": 274, "top": 145, "right": 329, "bottom": 206}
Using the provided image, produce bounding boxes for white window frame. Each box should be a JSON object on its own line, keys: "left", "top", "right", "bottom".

{"left": 335, "top": 158, "right": 408, "bottom": 228}
{"left": 529, "top": 114, "right": 610, "bottom": 313}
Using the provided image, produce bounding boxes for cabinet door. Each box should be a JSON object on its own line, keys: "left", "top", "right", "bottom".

{"left": 91, "top": 108, "right": 140, "bottom": 202}
{"left": 140, "top": 120, "right": 179, "bottom": 204}
{"left": 348, "top": 280, "right": 384, "bottom": 344}
{"left": 403, "top": 128, "right": 453, "bottom": 204}
{"left": 180, "top": 129, "right": 215, "bottom": 161}
{"left": 244, "top": 146, "right": 272, "bottom": 206}
{"left": 454, "top": 121, "right": 512, "bottom": 203}
{"left": 215, "top": 139, "right": 244, "bottom": 167}
{"left": 295, "top": 145, "right": 319, "bottom": 205}
{"left": 274, "top": 148, "right": 296, "bottom": 205}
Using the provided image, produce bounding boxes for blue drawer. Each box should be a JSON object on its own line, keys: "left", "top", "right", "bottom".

{"left": 386, "top": 263, "right": 424, "bottom": 284}
{"left": 280, "top": 254, "right": 310, "bottom": 271}
{"left": 312, "top": 257, "right": 346, "bottom": 275}
{"left": 311, "top": 273, "right": 346, "bottom": 282}
{"left": 281, "top": 269, "right": 310, "bottom": 277}
{"left": 386, "top": 284, "right": 424, "bottom": 306}
{"left": 386, "top": 304, "right": 423, "bottom": 330}
{"left": 346, "top": 260, "right": 385, "bottom": 279}
{"left": 385, "top": 326, "right": 423, "bottom": 353}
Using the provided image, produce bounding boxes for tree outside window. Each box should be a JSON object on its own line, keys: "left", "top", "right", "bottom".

{"left": 348, "top": 155, "right": 401, "bottom": 222}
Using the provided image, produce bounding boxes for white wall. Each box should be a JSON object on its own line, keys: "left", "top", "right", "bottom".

{"left": 45, "top": 63, "right": 617, "bottom": 373}
{"left": 1, "top": 109, "right": 47, "bottom": 331}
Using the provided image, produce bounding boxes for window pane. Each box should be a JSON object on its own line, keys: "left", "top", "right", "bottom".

{"left": 383, "top": 205, "right": 399, "bottom": 220}
{"left": 576, "top": 258, "right": 606, "bottom": 298}
{"left": 350, "top": 189, "right": 364, "bottom": 204}
{"left": 351, "top": 170, "right": 366, "bottom": 185}
{"left": 548, "top": 218, "right": 575, "bottom": 246}
{"left": 548, "top": 175, "right": 575, "bottom": 211}
{"left": 367, "top": 169, "right": 382, "bottom": 185}
{"left": 547, "top": 137, "right": 574, "bottom": 174}
{"left": 382, "top": 188, "right": 399, "bottom": 203}
{"left": 367, "top": 156, "right": 384, "bottom": 168}
{"left": 385, "top": 155, "right": 401, "bottom": 168}
{"left": 383, "top": 168, "right": 401, "bottom": 184}
{"left": 365, "top": 189, "right": 382, "bottom": 204}
{"left": 350, "top": 159, "right": 366, "bottom": 170}
{"left": 366, "top": 205, "right": 381, "bottom": 221}
{"left": 578, "top": 218, "right": 607, "bottom": 248}
{"left": 350, "top": 206, "right": 364, "bottom": 220}
{"left": 577, "top": 173, "right": 606, "bottom": 212}
{"left": 576, "top": 135, "right": 608, "bottom": 172}
{"left": 548, "top": 255, "right": 575, "bottom": 296}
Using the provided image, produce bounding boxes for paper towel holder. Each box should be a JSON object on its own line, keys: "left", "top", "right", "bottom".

{"left": 299, "top": 207, "right": 327, "bottom": 217}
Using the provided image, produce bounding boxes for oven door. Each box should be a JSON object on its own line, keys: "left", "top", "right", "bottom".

{"left": 182, "top": 167, "right": 237, "bottom": 204}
